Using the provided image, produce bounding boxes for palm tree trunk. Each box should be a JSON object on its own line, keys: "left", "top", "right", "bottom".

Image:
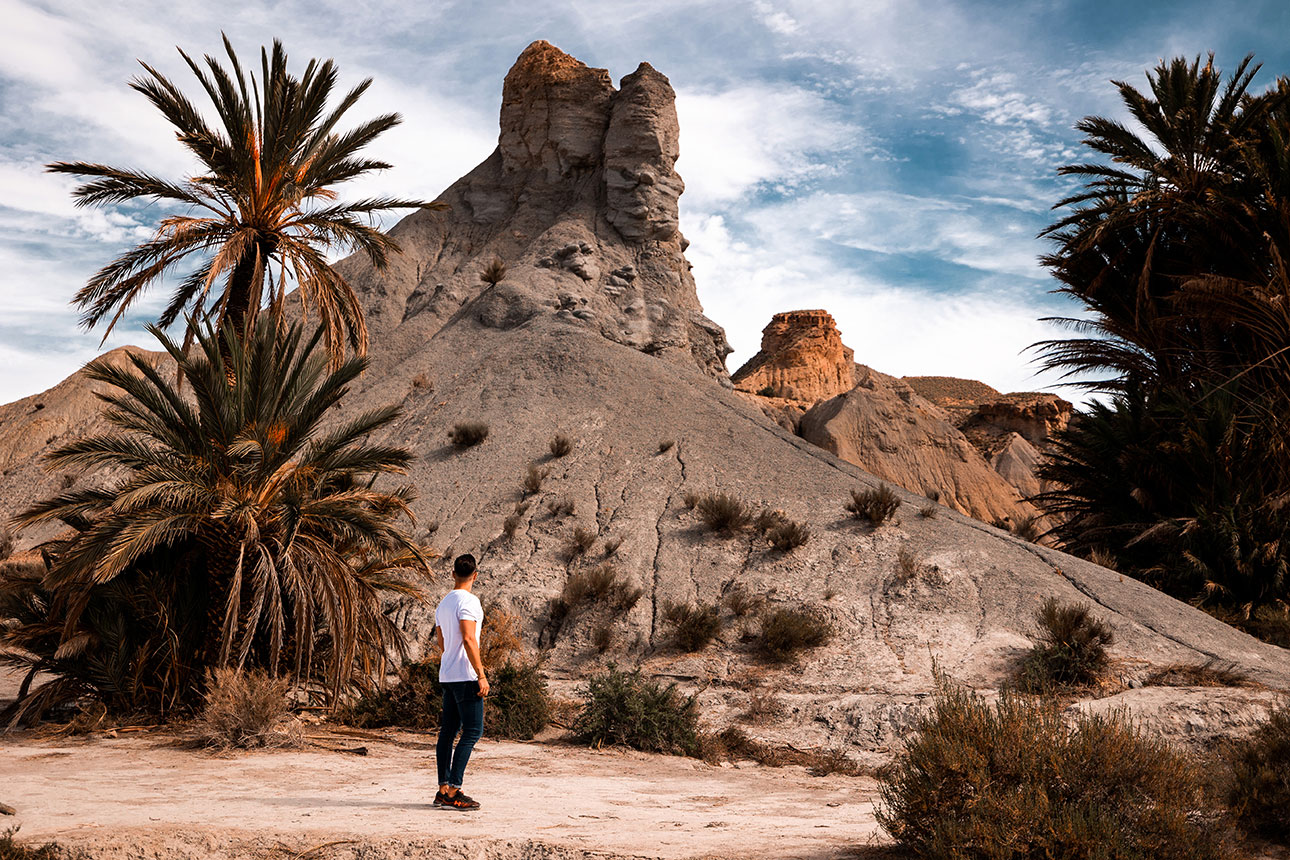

{"left": 218, "top": 236, "right": 276, "bottom": 367}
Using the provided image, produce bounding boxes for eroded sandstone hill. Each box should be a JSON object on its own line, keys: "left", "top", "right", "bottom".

{"left": 1, "top": 41, "right": 1286, "bottom": 757}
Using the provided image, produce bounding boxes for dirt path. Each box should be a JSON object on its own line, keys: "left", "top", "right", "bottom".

{"left": 1, "top": 728, "right": 889, "bottom": 859}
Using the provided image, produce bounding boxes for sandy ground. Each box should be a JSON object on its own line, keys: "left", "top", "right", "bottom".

{"left": 0, "top": 727, "right": 890, "bottom": 860}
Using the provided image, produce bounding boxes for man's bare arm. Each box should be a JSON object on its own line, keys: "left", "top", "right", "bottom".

{"left": 459, "top": 619, "right": 489, "bottom": 696}
{"left": 435, "top": 625, "right": 444, "bottom": 656}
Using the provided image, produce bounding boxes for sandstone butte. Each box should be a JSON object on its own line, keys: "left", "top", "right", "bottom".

{"left": 1, "top": 42, "right": 1288, "bottom": 857}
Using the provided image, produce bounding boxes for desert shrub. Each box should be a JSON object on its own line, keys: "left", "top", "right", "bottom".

{"left": 480, "top": 258, "right": 507, "bottom": 286}
{"left": 522, "top": 464, "right": 549, "bottom": 495}
{"left": 410, "top": 373, "right": 432, "bottom": 391}
{"left": 592, "top": 624, "right": 614, "bottom": 653}
{"left": 723, "top": 584, "right": 760, "bottom": 617}
{"left": 1004, "top": 513, "right": 1042, "bottom": 542}
{"left": 0, "top": 531, "right": 11, "bottom": 561}
{"left": 896, "top": 546, "right": 919, "bottom": 580}
{"left": 1144, "top": 660, "right": 1252, "bottom": 688}
{"left": 338, "top": 658, "right": 441, "bottom": 729}
{"left": 925, "top": 489, "right": 941, "bottom": 502}
{"left": 917, "top": 504, "right": 938, "bottom": 519}
{"left": 0, "top": 828, "right": 60, "bottom": 860}
{"left": 486, "top": 661, "right": 550, "bottom": 741}
{"left": 547, "top": 497, "right": 575, "bottom": 517}
{"left": 571, "top": 665, "right": 702, "bottom": 756}
{"left": 657, "top": 439, "right": 675, "bottom": 453}
{"left": 695, "top": 493, "right": 752, "bottom": 534}
{"left": 877, "top": 674, "right": 1223, "bottom": 859}
{"left": 448, "top": 421, "right": 489, "bottom": 448}
{"left": 1227, "top": 701, "right": 1290, "bottom": 842}
{"left": 847, "top": 484, "right": 900, "bottom": 525}
{"left": 549, "top": 563, "right": 643, "bottom": 637}
{"left": 1088, "top": 547, "right": 1119, "bottom": 570}
{"left": 767, "top": 520, "right": 810, "bottom": 552}
{"left": 549, "top": 434, "right": 574, "bottom": 458}
{"left": 757, "top": 607, "right": 832, "bottom": 663}
{"left": 1015, "top": 598, "right": 1114, "bottom": 692}
{"left": 682, "top": 491, "right": 700, "bottom": 509}
{"left": 603, "top": 536, "right": 622, "bottom": 556}
{"left": 195, "top": 667, "right": 303, "bottom": 749}
{"left": 663, "top": 601, "right": 723, "bottom": 652}
{"left": 704, "top": 727, "right": 863, "bottom": 775}
{"left": 566, "top": 525, "right": 597, "bottom": 558}
{"left": 753, "top": 508, "right": 787, "bottom": 534}
{"left": 741, "top": 690, "right": 784, "bottom": 724}
{"left": 480, "top": 606, "right": 525, "bottom": 670}
{"left": 502, "top": 512, "right": 522, "bottom": 539}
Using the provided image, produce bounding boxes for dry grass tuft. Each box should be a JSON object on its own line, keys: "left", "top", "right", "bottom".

{"left": 547, "top": 497, "right": 575, "bottom": 518}
{"left": 757, "top": 607, "right": 832, "bottom": 663}
{"left": 740, "top": 690, "right": 785, "bottom": 724}
{"left": 448, "top": 421, "right": 489, "bottom": 448}
{"left": 1228, "top": 701, "right": 1290, "bottom": 842}
{"left": 565, "top": 525, "right": 597, "bottom": 558}
{"left": 549, "top": 434, "right": 574, "bottom": 458}
{"left": 767, "top": 519, "right": 810, "bottom": 552}
{"left": 522, "top": 463, "right": 550, "bottom": 496}
{"left": 0, "top": 530, "right": 11, "bottom": 562}
{"left": 480, "top": 258, "right": 507, "bottom": 286}
{"left": 592, "top": 624, "right": 614, "bottom": 654}
{"left": 724, "top": 584, "right": 761, "bottom": 618}
{"left": 663, "top": 601, "right": 723, "bottom": 652}
{"left": 603, "top": 536, "right": 622, "bottom": 556}
{"left": 1015, "top": 598, "right": 1113, "bottom": 692}
{"left": 1144, "top": 660, "right": 1254, "bottom": 688}
{"left": 917, "top": 504, "right": 938, "bottom": 519}
{"left": 695, "top": 493, "right": 752, "bottom": 534}
{"left": 0, "top": 827, "right": 61, "bottom": 860}
{"left": 847, "top": 484, "right": 900, "bottom": 525}
{"left": 896, "top": 546, "right": 919, "bottom": 580}
{"left": 682, "top": 491, "right": 700, "bottom": 509}
{"left": 410, "top": 373, "right": 432, "bottom": 391}
{"left": 195, "top": 668, "right": 302, "bottom": 749}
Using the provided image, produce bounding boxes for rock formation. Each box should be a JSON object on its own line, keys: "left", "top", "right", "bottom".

{"left": 1, "top": 41, "right": 1285, "bottom": 762}
{"left": 732, "top": 310, "right": 857, "bottom": 403}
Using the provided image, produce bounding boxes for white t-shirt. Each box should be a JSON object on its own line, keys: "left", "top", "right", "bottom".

{"left": 436, "top": 589, "right": 484, "bottom": 683}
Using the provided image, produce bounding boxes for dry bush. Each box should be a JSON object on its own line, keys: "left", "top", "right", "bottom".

{"left": 195, "top": 668, "right": 302, "bottom": 749}
{"left": 723, "top": 584, "right": 760, "bottom": 618}
{"left": 925, "top": 488, "right": 941, "bottom": 502}
{"left": 663, "top": 601, "right": 723, "bottom": 652}
{"left": 603, "top": 536, "right": 622, "bottom": 556}
{"left": 522, "top": 464, "right": 550, "bottom": 496}
{"left": 847, "top": 484, "right": 900, "bottom": 525}
{"left": 502, "top": 512, "right": 523, "bottom": 539}
{"left": 917, "top": 504, "right": 938, "bottom": 519}
{"left": 682, "top": 491, "right": 700, "bottom": 509}
{"left": 480, "top": 606, "right": 525, "bottom": 670}
{"left": 696, "top": 493, "right": 752, "bottom": 534}
{"left": 410, "top": 373, "right": 432, "bottom": 391}
{"left": 549, "top": 434, "right": 574, "bottom": 458}
{"left": 547, "top": 497, "right": 575, "bottom": 518}
{"left": 896, "top": 547, "right": 919, "bottom": 581}
{"left": 1088, "top": 547, "right": 1119, "bottom": 570}
{"left": 339, "top": 659, "right": 441, "bottom": 730}
{"left": 1228, "top": 701, "right": 1290, "bottom": 843}
{"left": 757, "top": 607, "right": 832, "bottom": 663}
{"left": 0, "top": 827, "right": 61, "bottom": 860}
{"left": 480, "top": 258, "right": 507, "bottom": 286}
{"left": 572, "top": 665, "right": 702, "bottom": 757}
{"left": 592, "top": 624, "right": 614, "bottom": 654}
{"left": 753, "top": 509, "right": 787, "bottom": 534}
{"left": 550, "top": 563, "right": 643, "bottom": 634}
{"left": 767, "top": 520, "right": 810, "bottom": 552}
{"left": 1015, "top": 598, "right": 1114, "bottom": 692}
{"left": 565, "top": 525, "right": 597, "bottom": 558}
{"left": 1145, "top": 660, "right": 1254, "bottom": 688}
{"left": 448, "top": 421, "right": 489, "bottom": 448}
{"left": 741, "top": 690, "right": 785, "bottom": 724}
{"left": 486, "top": 661, "right": 550, "bottom": 741}
{"left": 657, "top": 439, "right": 675, "bottom": 453}
{"left": 877, "top": 674, "right": 1224, "bottom": 859}
{"left": 1010, "top": 514, "right": 1043, "bottom": 542}
{"left": 704, "top": 727, "right": 863, "bottom": 775}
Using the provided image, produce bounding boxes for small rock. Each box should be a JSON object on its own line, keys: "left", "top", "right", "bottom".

{"left": 0, "top": 802, "right": 15, "bottom": 815}
{"left": 1128, "top": 678, "right": 1143, "bottom": 689}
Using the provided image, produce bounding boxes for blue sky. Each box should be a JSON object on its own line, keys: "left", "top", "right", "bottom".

{"left": 3, "top": 0, "right": 1290, "bottom": 403}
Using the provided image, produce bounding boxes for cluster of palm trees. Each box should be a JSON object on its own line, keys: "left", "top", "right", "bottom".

{"left": 0, "top": 37, "right": 440, "bottom": 725}
{"left": 1034, "top": 54, "right": 1290, "bottom": 638}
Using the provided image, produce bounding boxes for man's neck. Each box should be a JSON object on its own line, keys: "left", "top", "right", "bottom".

{"left": 453, "top": 583, "right": 473, "bottom": 594}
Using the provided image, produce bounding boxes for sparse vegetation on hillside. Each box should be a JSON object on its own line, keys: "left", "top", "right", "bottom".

{"left": 1015, "top": 598, "right": 1114, "bottom": 692}
{"left": 549, "top": 434, "right": 574, "bottom": 458}
{"left": 767, "top": 519, "right": 810, "bottom": 552}
{"left": 847, "top": 484, "right": 900, "bottom": 525}
{"left": 572, "top": 665, "right": 702, "bottom": 757}
{"left": 757, "top": 607, "right": 832, "bottom": 663}
{"left": 565, "top": 526, "right": 597, "bottom": 558}
{"left": 448, "top": 421, "right": 489, "bottom": 448}
{"left": 522, "top": 464, "right": 550, "bottom": 495}
{"left": 480, "top": 258, "right": 507, "bottom": 286}
{"left": 549, "top": 563, "right": 643, "bottom": 636}
{"left": 0, "top": 827, "right": 60, "bottom": 860}
{"left": 195, "top": 668, "right": 303, "bottom": 750}
{"left": 877, "top": 674, "right": 1224, "bottom": 859}
{"left": 663, "top": 602, "right": 723, "bottom": 652}
{"left": 337, "top": 659, "right": 442, "bottom": 730}
{"left": 695, "top": 493, "right": 752, "bottom": 534}
{"left": 1145, "top": 660, "right": 1253, "bottom": 688}
{"left": 1228, "top": 701, "right": 1290, "bottom": 843}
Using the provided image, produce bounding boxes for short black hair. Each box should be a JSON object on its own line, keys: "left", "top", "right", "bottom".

{"left": 453, "top": 554, "right": 477, "bottom": 580}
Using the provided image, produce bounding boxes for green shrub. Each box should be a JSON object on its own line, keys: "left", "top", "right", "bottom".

{"left": 448, "top": 421, "right": 489, "bottom": 448}
{"left": 195, "top": 668, "right": 303, "bottom": 749}
{"left": 1015, "top": 598, "right": 1114, "bottom": 692}
{"left": 571, "top": 665, "right": 702, "bottom": 756}
{"left": 847, "top": 484, "right": 900, "bottom": 525}
{"left": 1228, "top": 701, "right": 1290, "bottom": 842}
{"left": 757, "top": 607, "right": 831, "bottom": 663}
{"left": 877, "top": 675, "right": 1224, "bottom": 860}
{"left": 663, "top": 601, "right": 723, "bottom": 652}
{"left": 695, "top": 493, "right": 751, "bottom": 534}
{"left": 549, "top": 434, "right": 574, "bottom": 458}
{"left": 339, "top": 659, "right": 442, "bottom": 729}
{"left": 486, "top": 661, "right": 550, "bottom": 740}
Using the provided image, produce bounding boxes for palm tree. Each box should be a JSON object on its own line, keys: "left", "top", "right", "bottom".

{"left": 5, "top": 315, "right": 431, "bottom": 722}
{"left": 48, "top": 35, "right": 444, "bottom": 362}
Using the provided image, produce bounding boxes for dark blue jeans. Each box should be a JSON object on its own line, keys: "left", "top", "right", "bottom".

{"left": 437, "top": 680, "right": 484, "bottom": 789}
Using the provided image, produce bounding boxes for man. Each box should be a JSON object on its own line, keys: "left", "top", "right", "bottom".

{"left": 433, "top": 554, "right": 489, "bottom": 811}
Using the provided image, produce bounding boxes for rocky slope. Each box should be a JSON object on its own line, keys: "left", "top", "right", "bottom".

{"left": 0, "top": 41, "right": 1286, "bottom": 761}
